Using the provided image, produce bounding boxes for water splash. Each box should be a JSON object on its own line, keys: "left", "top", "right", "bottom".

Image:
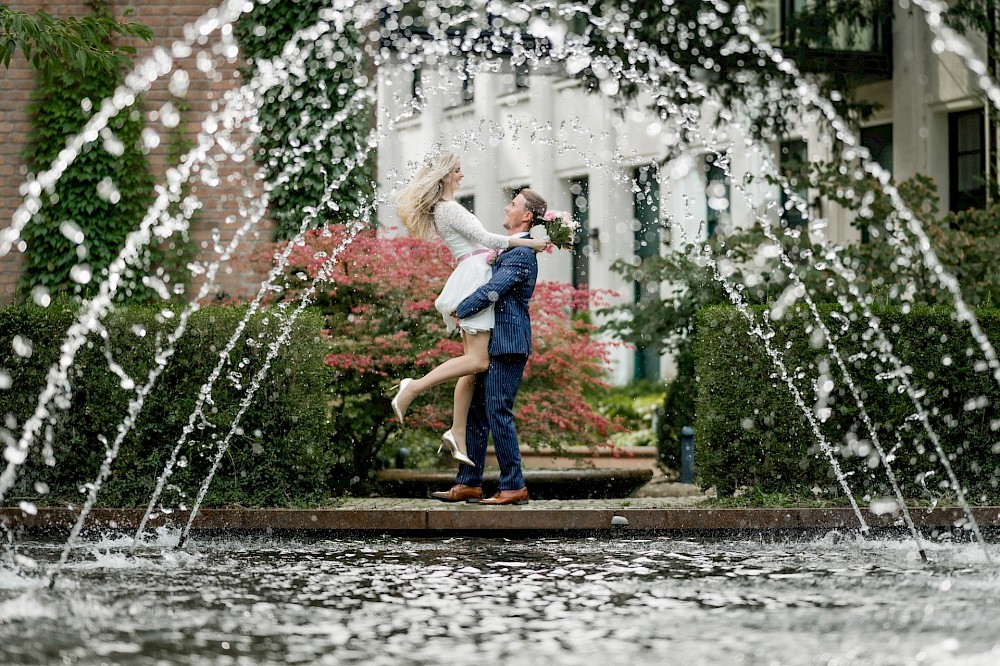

{"left": 1, "top": 0, "right": 997, "bottom": 576}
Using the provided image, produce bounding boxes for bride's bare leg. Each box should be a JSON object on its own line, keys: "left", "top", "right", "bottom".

{"left": 451, "top": 331, "right": 489, "bottom": 453}
{"left": 450, "top": 374, "right": 476, "bottom": 454}
{"left": 394, "top": 331, "right": 490, "bottom": 414}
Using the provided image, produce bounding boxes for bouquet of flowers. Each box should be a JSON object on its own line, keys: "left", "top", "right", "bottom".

{"left": 535, "top": 210, "right": 577, "bottom": 250}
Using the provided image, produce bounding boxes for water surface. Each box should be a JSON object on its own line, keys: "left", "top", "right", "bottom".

{"left": 1, "top": 532, "right": 998, "bottom": 665}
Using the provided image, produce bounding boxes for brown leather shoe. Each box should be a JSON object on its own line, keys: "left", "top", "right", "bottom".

{"left": 477, "top": 487, "right": 529, "bottom": 506}
{"left": 430, "top": 484, "right": 483, "bottom": 503}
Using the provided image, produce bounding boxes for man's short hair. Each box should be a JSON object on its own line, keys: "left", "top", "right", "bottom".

{"left": 519, "top": 188, "right": 547, "bottom": 219}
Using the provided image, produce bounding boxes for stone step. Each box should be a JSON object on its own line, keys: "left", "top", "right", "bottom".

{"left": 487, "top": 445, "right": 658, "bottom": 470}
{"left": 376, "top": 467, "right": 654, "bottom": 499}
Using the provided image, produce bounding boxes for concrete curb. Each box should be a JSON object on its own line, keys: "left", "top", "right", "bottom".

{"left": 3, "top": 504, "right": 1000, "bottom": 535}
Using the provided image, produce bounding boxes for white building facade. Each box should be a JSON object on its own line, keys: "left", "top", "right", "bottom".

{"left": 376, "top": 3, "right": 991, "bottom": 386}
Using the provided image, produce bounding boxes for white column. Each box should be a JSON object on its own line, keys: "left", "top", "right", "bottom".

{"left": 892, "top": 7, "right": 935, "bottom": 188}
{"left": 376, "top": 68, "right": 401, "bottom": 232}
{"left": 529, "top": 76, "right": 572, "bottom": 283}
{"left": 420, "top": 70, "right": 445, "bottom": 153}
{"left": 472, "top": 73, "right": 505, "bottom": 228}
{"left": 586, "top": 98, "right": 634, "bottom": 385}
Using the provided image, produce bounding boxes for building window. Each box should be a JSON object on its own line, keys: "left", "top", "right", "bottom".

{"left": 704, "top": 155, "right": 730, "bottom": 239}
{"left": 457, "top": 194, "right": 475, "bottom": 215}
{"left": 567, "top": 12, "right": 590, "bottom": 37}
{"left": 569, "top": 177, "right": 589, "bottom": 290}
{"left": 514, "top": 62, "right": 530, "bottom": 90}
{"left": 779, "top": 139, "right": 809, "bottom": 228}
{"left": 633, "top": 165, "right": 660, "bottom": 259}
{"left": 461, "top": 70, "right": 475, "bottom": 104}
{"left": 860, "top": 124, "right": 893, "bottom": 242}
{"left": 504, "top": 185, "right": 528, "bottom": 204}
{"left": 632, "top": 165, "right": 661, "bottom": 382}
{"left": 949, "top": 108, "right": 986, "bottom": 211}
{"left": 411, "top": 67, "right": 422, "bottom": 101}
{"left": 501, "top": 64, "right": 530, "bottom": 95}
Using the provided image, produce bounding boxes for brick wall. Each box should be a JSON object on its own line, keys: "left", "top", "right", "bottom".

{"left": 0, "top": 1, "right": 277, "bottom": 304}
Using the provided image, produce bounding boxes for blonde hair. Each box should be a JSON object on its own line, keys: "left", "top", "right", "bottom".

{"left": 395, "top": 149, "right": 460, "bottom": 239}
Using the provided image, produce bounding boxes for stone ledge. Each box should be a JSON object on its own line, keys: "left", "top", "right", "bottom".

{"left": 3, "top": 504, "right": 1000, "bottom": 536}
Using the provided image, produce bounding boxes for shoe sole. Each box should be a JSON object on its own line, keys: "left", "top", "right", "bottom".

{"left": 476, "top": 499, "right": 529, "bottom": 506}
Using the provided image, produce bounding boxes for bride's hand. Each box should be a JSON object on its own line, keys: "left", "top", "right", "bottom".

{"left": 528, "top": 238, "right": 550, "bottom": 253}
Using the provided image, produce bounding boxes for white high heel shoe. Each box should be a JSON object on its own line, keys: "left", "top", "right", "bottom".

{"left": 390, "top": 378, "right": 413, "bottom": 425}
{"left": 440, "top": 430, "right": 475, "bottom": 467}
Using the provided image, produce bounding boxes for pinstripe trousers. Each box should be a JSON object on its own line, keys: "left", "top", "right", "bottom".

{"left": 455, "top": 353, "right": 528, "bottom": 491}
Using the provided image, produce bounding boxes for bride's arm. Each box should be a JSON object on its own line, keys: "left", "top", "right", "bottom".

{"left": 443, "top": 203, "right": 511, "bottom": 249}
{"left": 442, "top": 202, "right": 550, "bottom": 252}
{"left": 507, "top": 235, "right": 549, "bottom": 252}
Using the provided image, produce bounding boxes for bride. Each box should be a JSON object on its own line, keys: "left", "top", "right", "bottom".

{"left": 392, "top": 149, "right": 548, "bottom": 465}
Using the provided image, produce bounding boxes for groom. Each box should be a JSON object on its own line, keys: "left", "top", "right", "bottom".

{"left": 431, "top": 189, "right": 547, "bottom": 505}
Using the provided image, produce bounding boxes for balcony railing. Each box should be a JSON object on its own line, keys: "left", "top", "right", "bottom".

{"left": 754, "top": 0, "right": 893, "bottom": 80}
{"left": 379, "top": 2, "right": 893, "bottom": 82}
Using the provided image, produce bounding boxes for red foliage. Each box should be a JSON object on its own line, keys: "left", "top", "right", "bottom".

{"left": 272, "top": 225, "right": 623, "bottom": 448}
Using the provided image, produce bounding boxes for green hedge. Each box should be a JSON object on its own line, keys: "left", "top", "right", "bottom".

{"left": 0, "top": 303, "right": 338, "bottom": 507}
{"left": 695, "top": 305, "right": 1000, "bottom": 503}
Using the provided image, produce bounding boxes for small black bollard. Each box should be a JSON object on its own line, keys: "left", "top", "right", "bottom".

{"left": 680, "top": 426, "right": 695, "bottom": 484}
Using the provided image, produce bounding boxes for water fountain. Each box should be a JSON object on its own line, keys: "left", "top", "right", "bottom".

{"left": 2, "top": 0, "right": 1000, "bottom": 662}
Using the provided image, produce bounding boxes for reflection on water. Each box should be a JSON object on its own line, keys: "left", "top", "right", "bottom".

{"left": 1, "top": 533, "right": 1000, "bottom": 665}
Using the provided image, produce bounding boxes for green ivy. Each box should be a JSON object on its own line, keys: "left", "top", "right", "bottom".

{"left": 18, "top": 2, "right": 185, "bottom": 304}
{"left": 233, "top": 0, "right": 375, "bottom": 240}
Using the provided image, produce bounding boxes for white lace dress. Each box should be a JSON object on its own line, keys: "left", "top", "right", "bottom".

{"left": 433, "top": 200, "right": 511, "bottom": 334}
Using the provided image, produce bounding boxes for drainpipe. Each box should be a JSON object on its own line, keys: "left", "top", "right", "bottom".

{"left": 989, "top": 2, "right": 997, "bottom": 202}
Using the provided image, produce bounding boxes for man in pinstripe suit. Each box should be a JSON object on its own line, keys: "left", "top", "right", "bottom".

{"left": 431, "top": 189, "right": 548, "bottom": 506}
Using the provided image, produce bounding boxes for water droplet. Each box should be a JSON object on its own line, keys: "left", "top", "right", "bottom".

{"left": 69, "top": 264, "right": 92, "bottom": 285}
{"left": 12, "top": 335, "right": 32, "bottom": 358}
{"left": 31, "top": 286, "right": 50, "bottom": 307}
{"left": 4, "top": 446, "right": 27, "bottom": 465}
{"left": 59, "top": 220, "right": 85, "bottom": 245}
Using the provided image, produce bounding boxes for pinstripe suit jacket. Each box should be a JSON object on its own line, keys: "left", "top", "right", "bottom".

{"left": 454, "top": 242, "right": 537, "bottom": 357}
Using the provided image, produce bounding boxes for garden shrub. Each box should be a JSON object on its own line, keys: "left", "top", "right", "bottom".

{"left": 695, "top": 305, "right": 1000, "bottom": 504}
{"left": 592, "top": 380, "right": 666, "bottom": 449}
{"left": 0, "top": 302, "right": 337, "bottom": 507}
{"left": 272, "top": 225, "right": 623, "bottom": 487}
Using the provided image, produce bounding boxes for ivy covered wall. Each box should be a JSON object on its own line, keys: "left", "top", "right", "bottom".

{"left": 0, "top": 0, "right": 277, "bottom": 304}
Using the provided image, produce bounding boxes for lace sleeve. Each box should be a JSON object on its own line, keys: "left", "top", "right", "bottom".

{"left": 440, "top": 202, "right": 510, "bottom": 249}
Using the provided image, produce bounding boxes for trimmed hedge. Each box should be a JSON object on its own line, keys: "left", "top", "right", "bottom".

{"left": 695, "top": 305, "right": 1000, "bottom": 503}
{"left": 0, "top": 303, "right": 337, "bottom": 507}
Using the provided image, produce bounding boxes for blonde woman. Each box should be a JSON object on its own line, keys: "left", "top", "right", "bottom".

{"left": 392, "top": 150, "right": 548, "bottom": 466}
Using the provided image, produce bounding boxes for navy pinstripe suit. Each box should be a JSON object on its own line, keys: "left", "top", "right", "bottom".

{"left": 453, "top": 238, "right": 537, "bottom": 491}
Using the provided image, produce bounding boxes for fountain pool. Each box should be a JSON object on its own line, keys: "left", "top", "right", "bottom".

{"left": 1, "top": 533, "right": 998, "bottom": 665}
